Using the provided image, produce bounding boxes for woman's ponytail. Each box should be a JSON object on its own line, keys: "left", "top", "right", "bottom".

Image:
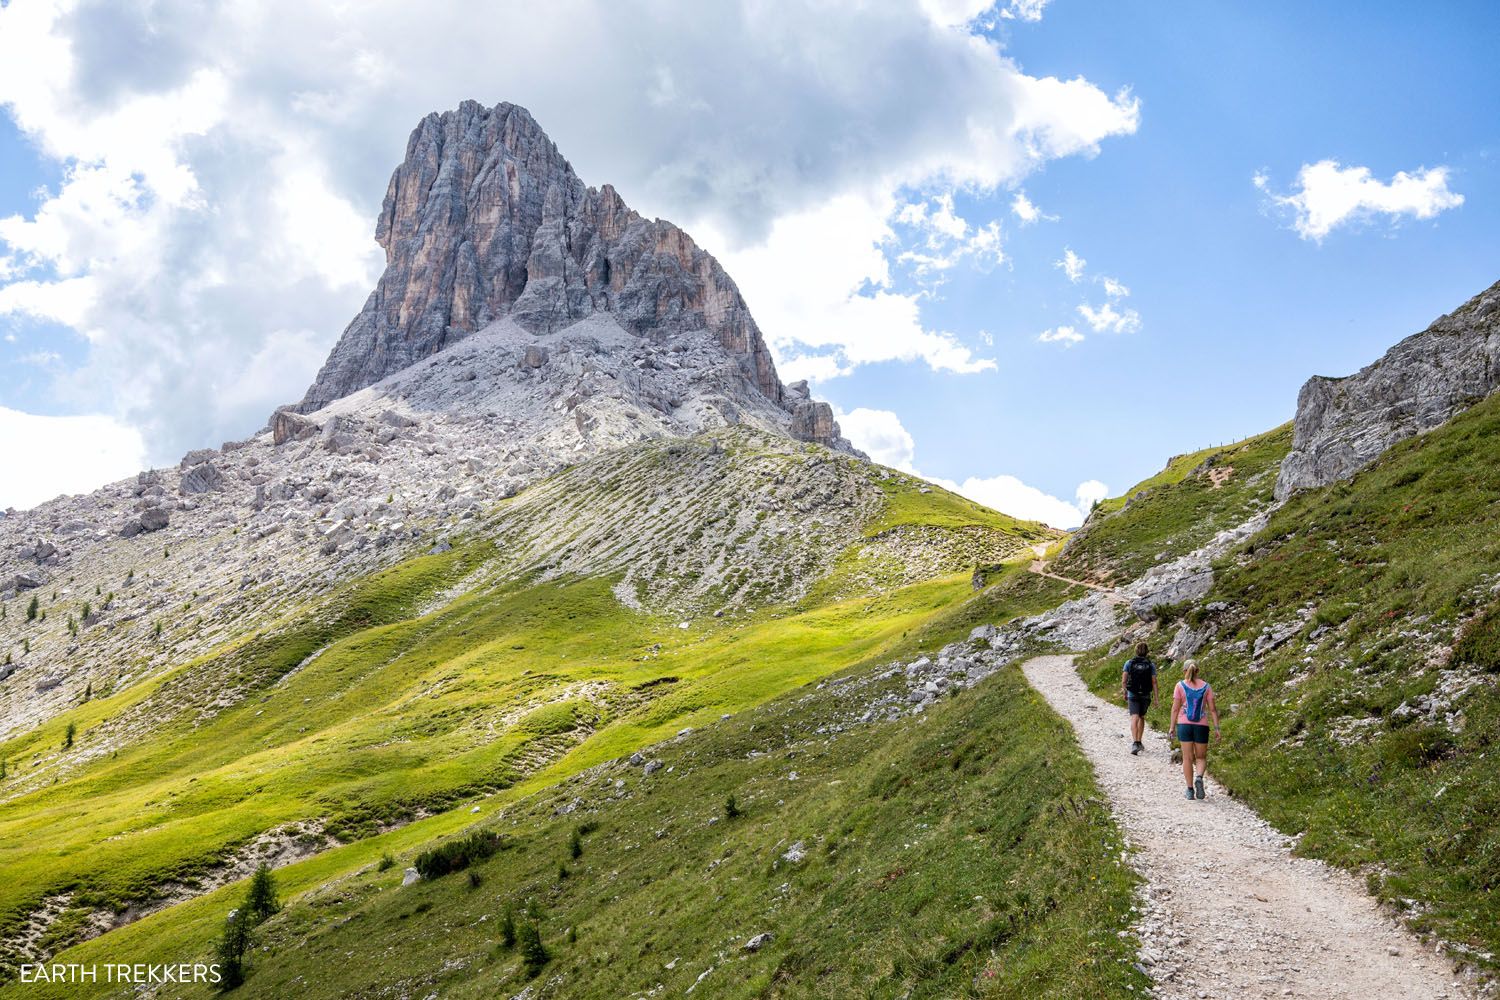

{"left": 1184, "top": 659, "right": 1201, "bottom": 683}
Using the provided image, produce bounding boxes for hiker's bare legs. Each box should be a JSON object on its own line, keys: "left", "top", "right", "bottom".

{"left": 1131, "top": 713, "right": 1146, "bottom": 743}
{"left": 1181, "top": 743, "right": 1195, "bottom": 788}
{"left": 1194, "top": 743, "right": 1208, "bottom": 779}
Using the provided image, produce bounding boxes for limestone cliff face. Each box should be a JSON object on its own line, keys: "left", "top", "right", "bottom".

{"left": 297, "top": 101, "right": 816, "bottom": 440}
{"left": 1276, "top": 279, "right": 1500, "bottom": 499}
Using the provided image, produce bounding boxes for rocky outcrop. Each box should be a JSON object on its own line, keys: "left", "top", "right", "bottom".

{"left": 271, "top": 409, "right": 316, "bottom": 446}
{"left": 179, "top": 463, "right": 226, "bottom": 495}
{"left": 1276, "top": 279, "right": 1500, "bottom": 499}
{"left": 790, "top": 399, "right": 841, "bottom": 447}
{"left": 296, "top": 101, "right": 791, "bottom": 425}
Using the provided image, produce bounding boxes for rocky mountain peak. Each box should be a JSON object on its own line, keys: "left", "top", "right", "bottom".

{"left": 295, "top": 100, "right": 844, "bottom": 451}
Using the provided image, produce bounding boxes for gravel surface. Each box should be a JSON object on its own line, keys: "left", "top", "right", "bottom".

{"left": 1022, "top": 654, "right": 1477, "bottom": 1000}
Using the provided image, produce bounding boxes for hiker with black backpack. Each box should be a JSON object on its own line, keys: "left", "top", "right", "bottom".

{"left": 1121, "top": 641, "right": 1157, "bottom": 755}
{"left": 1171, "top": 659, "right": 1222, "bottom": 800}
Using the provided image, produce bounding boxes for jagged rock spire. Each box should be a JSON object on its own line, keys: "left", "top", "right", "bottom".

{"left": 297, "top": 101, "right": 788, "bottom": 422}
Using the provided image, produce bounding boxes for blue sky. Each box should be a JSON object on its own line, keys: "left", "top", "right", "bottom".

{"left": 809, "top": 0, "right": 1500, "bottom": 511}
{"left": 1, "top": 0, "right": 1495, "bottom": 519}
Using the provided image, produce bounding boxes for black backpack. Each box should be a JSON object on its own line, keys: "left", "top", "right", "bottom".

{"left": 1125, "top": 657, "right": 1155, "bottom": 696}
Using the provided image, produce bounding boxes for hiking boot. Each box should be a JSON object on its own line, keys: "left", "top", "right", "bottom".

{"left": 1194, "top": 776, "right": 1206, "bottom": 800}
{"left": 1183, "top": 786, "right": 1195, "bottom": 801}
{"left": 1131, "top": 741, "right": 1142, "bottom": 755}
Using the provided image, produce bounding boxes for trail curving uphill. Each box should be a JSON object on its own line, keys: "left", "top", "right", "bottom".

{"left": 1021, "top": 654, "right": 1474, "bottom": 1000}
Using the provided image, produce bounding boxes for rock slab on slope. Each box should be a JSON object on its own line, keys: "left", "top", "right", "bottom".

{"left": 1276, "top": 279, "right": 1500, "bottom": 498}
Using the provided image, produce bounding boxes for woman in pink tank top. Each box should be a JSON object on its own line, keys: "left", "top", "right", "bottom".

{"left": 1170, "top": 659, "right": 1222, "bottom": 801}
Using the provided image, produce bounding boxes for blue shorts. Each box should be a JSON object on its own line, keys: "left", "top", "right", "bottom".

{"left": 1176, "top": 723, "right": 1210, "bottom": 744}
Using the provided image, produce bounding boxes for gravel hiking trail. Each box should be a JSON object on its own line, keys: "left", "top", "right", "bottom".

{"left": 1021, "top": 654, "right": 1476, "bottom": 1000}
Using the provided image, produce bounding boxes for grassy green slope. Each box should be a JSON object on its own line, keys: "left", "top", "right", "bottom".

{"left": 9, "top": 643, "right": 1144, "bottom": 1000}
{"left": 0, "top": 434, "right": 1076, "bottom": 987}
{"left": 865, "top": 474, "right": 1055, "bottom": 539}
{"left": 1055, "top": 424, "right": 1291, "bottom": 585}
{"left": 1078, "top": 394, "right": 1500, "bottom": 970}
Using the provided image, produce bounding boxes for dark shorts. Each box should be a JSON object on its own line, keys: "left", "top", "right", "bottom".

{"left": 1176, "top": 723, "right": 1210, "bottom": 744}
{"left": 1127, "top": 695, "right": 1151, "bottom": 717}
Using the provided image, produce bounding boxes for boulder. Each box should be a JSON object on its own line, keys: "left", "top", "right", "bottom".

{"left": 120, "top": 506, "right": 170, "bottom": 537}
{"left": 11, "top": 571, "right": 44, "bottom": 590}
{"left": 179, "top": 448, "right": 218, "bottom": 469}
{"left": 379, "top": 408, "right": 417, "bottom": 428}
{"left": 320, "top": 416, "right": 359, "bottom": 455}
{"left": 743, "top": 933, "right": 774, "bottom": 952}
{"left": 1166, "top": 625, "right": 1207, "bottom": 661}
{"left": 179, "top": 463, "right": 226, "bottom": 495}
{"left": 271, "top": 408, "right": 317, "bottom": 446}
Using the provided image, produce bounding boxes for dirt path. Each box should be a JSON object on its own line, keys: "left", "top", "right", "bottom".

{"left": 1021, "top": 654, "right": 1474, "bottom": 1000}
{"left": 1026, "top": 559, "right": 1128, "bottom": 604}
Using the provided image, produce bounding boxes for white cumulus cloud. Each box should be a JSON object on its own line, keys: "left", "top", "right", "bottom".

{"left": 1055, "top": 247, "right": 1086, "bottom": 282}
{"left": 840, "top": 405, "right": 1104, "bottom": 528}
{"left": 936, "top": 474, "right": 1106, "bottom": 529}
{"left": 1254, "top": 159, "right": 1463, "bottom": 242}
{"left": 1077, "top": 300, "right": 1141, "bottom": 334}
{"left": 0, "top": 0, "right": 1138, "bottom": 505}
{"left": 836, "top": 407, "right": 917, "bottom": 472}
{"left": 1009, "top": 189, "right": 1054, "bottom": 225}
{"left": 1038, "top": 324, "right": 1084, "bottom": 346}
{"left": 0, "top": 405, "right": 146, "bottom": 509}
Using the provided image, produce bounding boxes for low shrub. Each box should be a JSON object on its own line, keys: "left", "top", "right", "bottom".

{"left": 413, "top": 829, "right": 506, "bottom": 880}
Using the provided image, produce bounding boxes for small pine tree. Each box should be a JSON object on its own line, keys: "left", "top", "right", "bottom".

{"left": 163, "top": 547, "right": 170, "bottom": 558}
{"left": 377, "top": 853, "right": 395, "bottom": 872}
{"left": 568, "top": 829, "right": 583, "bottom": 859}
{"left": 518, "top": 920, "right": 549, "bottom": 978}
{"left": 567, "top": 925, "right": 578, "bottom": 944}
{"left": 1, "top": 759, "right": 7, "bottom": 780}
{"left": 67, "top": 616, "right": 78, "bottom": 637}
{"left": 63, "top": 722, "right": 76, "bottom": 749}
{"left": 22, "top": 638, "right": 29, "bottom": 655}
{"left": 557, "top": 863, "right": 570, "bottom": 880}
{"left": 243, "top": 863, "right": 281, "bottom": 923}
{"left": 153, "top": 621, "right": 163, "bottom": 640}
{"left": 499, "top": 906, "right": 517, "bottom": 949}
{"left": 26, "top": 596, "right": 39, "bottom": 622}
{"left": 81, "top": 601, "right": 91, "bottom": 620}
{"left": 83, "top": 681, "right": 92, "bottom": 703}
{"left": 95, "top": 584, "right": 101, "bottom": 596}
{"left": 724, "top": 794, "right": 741, "bottom": 819}
{"left": 215, "top": 910, "right": 253, "bottom": 991}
